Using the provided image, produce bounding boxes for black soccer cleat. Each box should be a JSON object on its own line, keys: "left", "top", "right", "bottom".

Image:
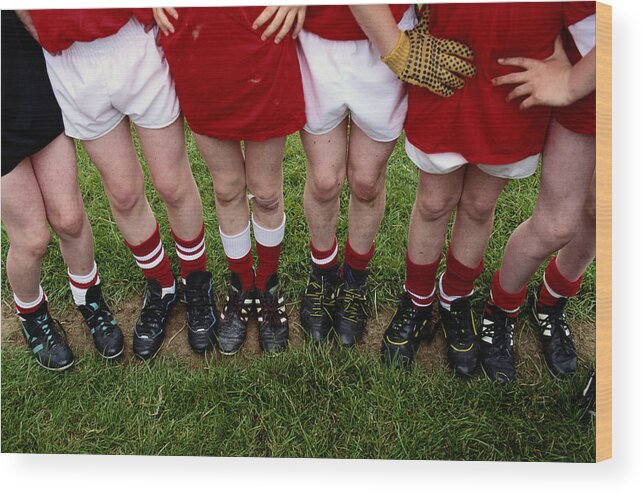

{"left": 215, "top": 273, "right": 255, "bottom": 355}
{"left": 257, "top": 273, "right": 289, "bottom": 354}
{"left": 18, "top": 302, "right": 74, "bottom": 371}
{"left": 133, "top": 279, "right": 177, "bottom": 360}
{"left": 299, "top": 263, "right": 338, "bottom": 343}
{"left": 184, "top": 271, "right": 218, "bottom": 354}
{"left": 381, "top": 291, "right": 433, "bottom": 367}
{"left": 531, "top": 289, "right": 578, "bottom": 378}
{"left": 78, "top": 283, "right": 124, "bottom": 360}
{"left": 437, "top": 297, "right": 480, "bottom": 377}
{"left": 334, "top": 264, "right": 368, "bottom": 347}
{"left": 480, "top": 304, "right": 516, "bottom": 384}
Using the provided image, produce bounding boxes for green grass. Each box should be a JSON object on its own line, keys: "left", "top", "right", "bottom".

{"left": 1, "top": 346, "right": 595, "bottom": 460}
{"left": 0, "top": 123, "right": 596, "bottom": 459}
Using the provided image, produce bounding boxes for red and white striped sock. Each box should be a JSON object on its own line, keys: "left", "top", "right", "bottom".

{"left": 404, "top": 250, "right": 440, "bottom": 309}
{"left": 488, "top": 271, "right": 526, "bottom": 318}
{"left": 14, "top": 286, "right": 47, "bottom": 315}
{"left": 344, "top": 238, "right": 375, "bottom": 273}
{"left": 438, "top": 250, "right": 484, "bottom": 310}
{"left": 310, "top": 237, "right": 339, "bottom": 270}
{"left": 68, "top": 261, "right": 100, "bottom": 306}
{"left": 172, "top": 223, "right": 207, "bottom": 283}
{"left": 125, "top": 224, "right": 175, "bottom": 294}
{"left": 538, "top": 256, "right": 583, "bottom": 307}
{"left": 220, "top": 222, "right": 255, "bottom": 291}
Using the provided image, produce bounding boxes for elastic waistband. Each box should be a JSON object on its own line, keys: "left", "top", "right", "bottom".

{"left": 64, "top": 17, "right": 151, "bottom": 59}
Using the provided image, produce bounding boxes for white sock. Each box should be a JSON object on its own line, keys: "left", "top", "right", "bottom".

{"left": 14, "top": 286, "right": 47, "bottom": 314}
{"left": 252, "top": 213, "right": 286, "bottom": 247}
{"left": 68, "top": 262, "right": 99, "bottom": 306}
{"left": 161, "top": 280, "right": 176, "bottom": 299}
{"left": 219, "top": 222, "right": 252, "bottom": 259}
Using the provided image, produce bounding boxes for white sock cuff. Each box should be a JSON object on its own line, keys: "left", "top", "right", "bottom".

{"left": 14, "top": 286, "right": 46, "bottom": 309}
{"left": 542, "top": 272, "right": 564, "bottom": 299}
{"left": 219, "top": 222, "right": 252, "bottom": 260}
{"left": 438, "top": 273, "right": 475, "bottom": 303}
{"left": 68, "top": 261, "right": 98, "bottom": 284}
{"left": 252, "top": 213, "right": 286, "bottom": 248}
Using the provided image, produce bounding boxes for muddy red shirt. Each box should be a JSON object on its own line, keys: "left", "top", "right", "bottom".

{"left": 29, "top": 9, "right": 152, "bottom": 53}
{"left": 554, "top": 2, "right": 596, "bottom": 136}
{"left": 405, "top": 2, "right": 595, "bottom": 165}
{"left": 304, "top": 4, "right": 410, "bottom": 41}
{"left": 159, "top": 7, "right": 305, "bottom": 141}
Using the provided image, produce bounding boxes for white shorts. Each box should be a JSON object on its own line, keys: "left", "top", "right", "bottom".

{"left": 297, "top": 7, "right": 416, "bottom": 142}
{"left": 43, "top": 18, "right": 180, "bottom": 141}
{"left": 405, "top": 138, "right": 540, "bottom": 180}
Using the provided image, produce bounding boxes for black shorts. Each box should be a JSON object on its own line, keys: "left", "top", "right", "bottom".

{"left": 1, "top": 11, "right": 65, "bottom": 177}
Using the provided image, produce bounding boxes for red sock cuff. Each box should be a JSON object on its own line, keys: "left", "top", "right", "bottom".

{"left": 489, "top": 271, "right": 526, "bottom": 314}
{"left": 124, "top": 223, "right": 161, "bottom": 256}
{"left": 171, "top": 223, "right": 205, "bottom": 249}
{"left": 172, "top": 223, "right": 207, "bottom": 277}
{"left": 441, "top": 249, "right": 484, "bottom": 297}
{"left": 310, "top": 238, "right": 338, "bottom": 269}
{"left": 543, "top": 257, "right": 584, "bottom": 298}
{"left": 344, "top": 238, "right": 375, "bottom": 272}
{"left": 405, "top": 251, "right": 440, "bottom": 306}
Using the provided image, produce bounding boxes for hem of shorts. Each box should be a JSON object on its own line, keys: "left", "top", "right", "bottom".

{"left": 351, "top": 116, "right": 402, "bottom": 143}
{"left": 190, "top": 118, "right": 306, "bottom": 142}
{"left": 68, "top": 114, "right": 127, "bottom": 141}
{"left": 131, "top": 111, "right": 182, "bottom": 132}
{"left": 405, "top": 135, "right": 543, "bottom": 168}
{"left": 302, "top": 113, "right": 349, "bottom": 137}
{"left": 475, "top": 165, "right": 538, "bottom": 180}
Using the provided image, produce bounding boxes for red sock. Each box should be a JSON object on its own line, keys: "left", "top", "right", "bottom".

{"left": 405, "top": 251, "right": 440, "bottom": 308}
{"left": 310, "top": 238, "right": 338, "bottom": 270}
{"left": 172, "top": 223, "right": 207, "bottom": 280}
{"left": 440, "top": 249, "right": 484, "bottom": 299}
{"left": 256, "top": 241, "right": 282, "bottom": 291}
{"left": 344, "top": 238, "right": 375, "bottom": 272}
{"left": 227, "top": 251, "right": 255, "bottom": 291}
{"left": 538, "top": 257, "right": 583, "bottom": 307}
{"left": 488, "top": 271, "right": 526, "bottom": 317}
{"left": 125, "top": 224, "right": 175, "bottom": 289}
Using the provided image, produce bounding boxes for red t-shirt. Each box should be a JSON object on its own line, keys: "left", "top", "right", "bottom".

{"left": 554, "top": 3, "right": 596, "bottom": 136}
{"left": 405, "top": 2, "right": 595, "bottom": 165}
{"left": 304, "top": 4, "right": 410, "bottom": 41}
{"left": 29, "top": 9, "right": 152, "bottom": 53}
{"left": 160, "top": 7, "right": 305, "bottom": 141}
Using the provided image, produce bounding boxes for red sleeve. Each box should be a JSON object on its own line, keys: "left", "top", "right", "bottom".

{"left": 563, "top": 1, "right": 596, "bottom": 27}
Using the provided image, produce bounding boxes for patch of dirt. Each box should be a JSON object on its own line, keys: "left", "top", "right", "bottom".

{"left": 1, "top": 297, "right": 595, "bottom": 377}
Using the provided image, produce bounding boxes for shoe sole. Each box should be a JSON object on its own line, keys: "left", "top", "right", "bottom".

{"left": 100, "top": 345, "right": 124, "bottom": 361}
{"left": 34, "top": 358, "right": 75, "bottom": 372}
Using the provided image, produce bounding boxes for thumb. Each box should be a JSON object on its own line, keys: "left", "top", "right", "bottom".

{"left": 545, "top": 34, "right": 565, "bottom": 62}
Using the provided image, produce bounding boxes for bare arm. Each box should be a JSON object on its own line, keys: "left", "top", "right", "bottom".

{"left": 15, "top": 10, "right": 39, "bottom": 41}
{"left": 348, "top": 4, "right": 401, "bottom": 57}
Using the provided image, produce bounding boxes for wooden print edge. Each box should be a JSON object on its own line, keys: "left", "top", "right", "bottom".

{"left": 595, "top": 0, "right": 612, "bottom": 463}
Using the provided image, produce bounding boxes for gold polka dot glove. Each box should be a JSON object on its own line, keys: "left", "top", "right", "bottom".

{"left": 381, "top": 7, "right": 475, "bottom": 97}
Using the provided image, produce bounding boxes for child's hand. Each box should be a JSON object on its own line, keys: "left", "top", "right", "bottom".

{"left": 15, "top": 10, "right": 39, "bottom": 42}
{"left": 153, "top": 7, "right": 179, "bottom": 36}
{"left": 252, "top": 6, "right": 306, "bottom": 44}
{"left": 492, "top": 35, "right": 574, "bottom": 110}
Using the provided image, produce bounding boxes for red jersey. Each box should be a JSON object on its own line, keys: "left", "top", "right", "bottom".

{"left": 554, "top": 3, "right": 596, "bottom": 136}
{"left": 405, "top": 2, "right": 595, "bottom": 165}
{"left": 160, "top": 7, "right": 305, "bottom": 141}
{"left": 29, "top": 9, "right": 152, "bottom": 53}
{"left": 304, "top": 4, "right": 410, "bottom": 41}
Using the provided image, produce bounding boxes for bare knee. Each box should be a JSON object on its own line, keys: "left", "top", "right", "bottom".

{"left": 154, "top": 177, "right": 186, "bottom": 208}
{"left": 108, "top": 181, "right": 145, "bottom": 215}
{"left": 534, "top": 215, "right": 580, "bottom": 251}
{"left": 214, "top": 180, "right": 246, "bottom": 209}
{"left": 348, "top": 169, "right": 384, "bottom": 204}
{"left": 416, "top": 194, "right": 459, "bottom": 223}
{"left": 251, "top": 190, "right": 282, "bottom": 215}
{"left": 48, "top": 208, "right": 87, "bottom": 239}
{"left": 308, "top": 170, "right": 343, "bottom": 204}
{"left": 458, "top": 193, "right": 497, "bottom": 224}
{"left": 12, "top": 226, "right": 51, "bottom": 260}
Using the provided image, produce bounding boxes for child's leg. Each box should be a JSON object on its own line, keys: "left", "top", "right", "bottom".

{"left": 440, "top": 167, "right": 508, "bottom": 303}
{"left": 538, "top": 172, "right": 596, "bottom": 306}
{"left": 496, "top": 120, "right": 596, "bottom": 296}
{"left": 301, "top": 121, "right": 348, "bottom": 265}
{"left": 30, "top": 134, "right": 97, "bottom": 301}
{"left": 245, "top": 137, "right": 287, "bottom": 291}
{"left": 1, "top": 158, "right": 51, "bottom": 309}
{"left": 136, "top": 119, "right": 206, "bottom": 279}
{"left": 345, "top": 123, "right": 396, "bottom": 270}
{"left": 192, "top": 132, "right": 253, "bottom": 289}
{"left": 82, "top": 118, "right": 174, "bottom": 291}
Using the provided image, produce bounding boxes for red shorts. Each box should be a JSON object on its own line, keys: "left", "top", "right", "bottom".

{"left": 160, "top": 7, "right": 305, "bottom": 141}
